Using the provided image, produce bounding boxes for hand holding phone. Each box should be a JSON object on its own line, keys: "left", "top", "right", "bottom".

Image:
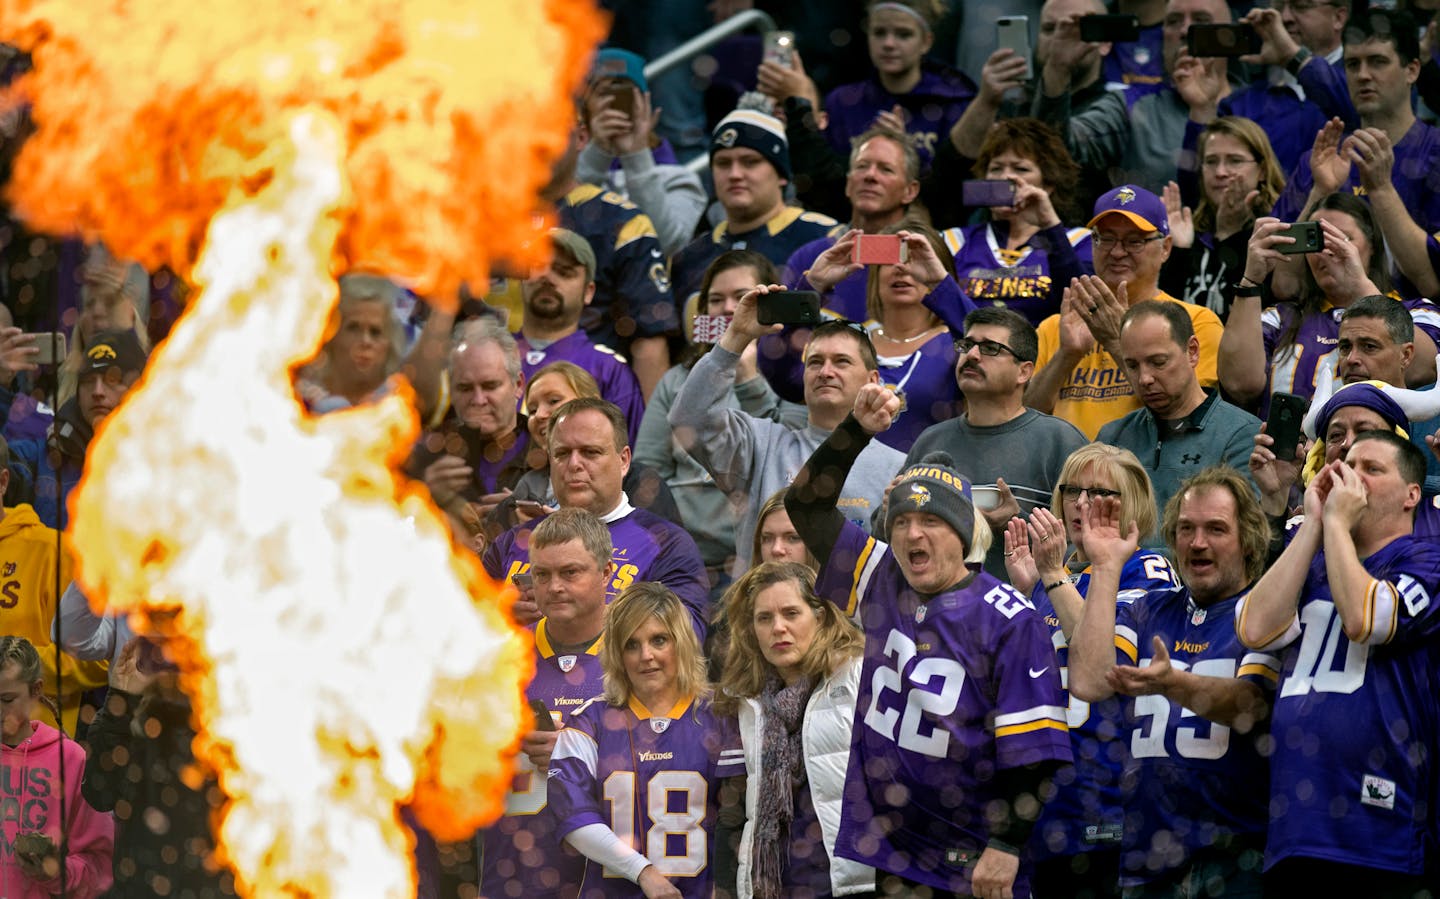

{"left": 851, "top": 233, "right": 907, "bottom": 266}
{"left": 529, "top": 698, "right": 557, "bottom": 732}
{"left": 962, "top": 179, "right": 1017, "bottom": 208}
{"left": 996, "top": 16, "right": 1032, "bottom": 79}
{"left": 1186, "top": 23, "right": 1261, "bottom": 58}
{"left": 756, "top": 290, "right": 823, "bottom": 326}
{"left": 1266, "top": 392, "right": 1307, "bottom": 463}
{"left": 30, "top": 332, "right": 65, "bottom": 366}
{"left": 763, "top": 30, "right": 796, "bottom": 67}
{"left": 1274, "top": 221, "right": 1323, "bottom": 255}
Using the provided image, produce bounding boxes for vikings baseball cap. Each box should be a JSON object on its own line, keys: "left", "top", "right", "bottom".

{"left": 591, "top": 48, "right": 649, "bottom": 95}
{"left": 549, "top": 228, "right": 597, "bottom": 284}
{"left": 81, "top": 329, "right": 147, "bottom": 376}
{"left": 1088, "top": 184, "right": 1169, "bottom": 235}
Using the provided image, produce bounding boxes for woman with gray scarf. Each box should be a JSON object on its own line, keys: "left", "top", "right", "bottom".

{"left": 717, "top": 561, "right": 876, "bottom": 899}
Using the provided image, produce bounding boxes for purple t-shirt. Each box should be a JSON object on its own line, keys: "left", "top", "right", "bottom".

{"left": 815, "top": 523, "right": 1071, "bottom": 896}
{"left": 548, "top": 696, "right": 744, "bottom": 899}
{"left": 1114, "top": 585, "right": 1281, "bottom": 887}
{"left": 515, "top": 330, "right": 645, "bottom": 447}
{"left": 479, "top": 622, "right": 605, "bottom": 898}
{"left": 1249, "top": 536, "right": 1440, "bottom": 876}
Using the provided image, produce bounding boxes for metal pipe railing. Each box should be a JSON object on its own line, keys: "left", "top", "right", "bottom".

{"left": 643, "top": 8, "right": 778, "bottom": 81}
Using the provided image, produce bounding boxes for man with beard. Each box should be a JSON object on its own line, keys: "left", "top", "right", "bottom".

{"left": 1069, "top": 466, "right": 1280, "bottom": 896}
{"left": 905, "top": 306, "right": 1086, "bottom": 577}
{"left": 515, "top": 229, "right": 644, "bottom": 445}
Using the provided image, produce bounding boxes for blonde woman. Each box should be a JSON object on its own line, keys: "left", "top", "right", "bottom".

{"left": 549, "top": 582, "right": 744, "bottom": 899}
{"left": 719, "top": 562, "right": 873, "bottom": 899}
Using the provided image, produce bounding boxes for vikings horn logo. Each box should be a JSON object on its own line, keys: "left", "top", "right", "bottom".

{"left": 1116, "top": 186, "right": 1136, "bottom": 206}
{"left": 908, "top": 484, "right": 931, "bottom": 507}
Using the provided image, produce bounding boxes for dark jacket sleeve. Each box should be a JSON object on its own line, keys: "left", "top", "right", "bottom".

{"left": 785, "top": 414, "right": 874, "bottom": 564}
{"left": 989, "top": 761, "right": 1065, "bottom": 851}
{"left": 81, "top": 688, "right": 139, "bottom": 813}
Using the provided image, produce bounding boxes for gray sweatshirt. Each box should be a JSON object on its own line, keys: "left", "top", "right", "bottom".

{"left": 670, "top": 345, "right": 906, "bottom": 574}
{"left": 577, "top": 143, "right": 707, "bottom": 257}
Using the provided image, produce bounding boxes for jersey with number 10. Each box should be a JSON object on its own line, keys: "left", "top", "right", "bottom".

{"left": 1029, "top": 550, "right": 1180, "bottom": 860}
{"left": 1114, "top": 585, "right": 1281, "bottom": 887}
{"left": 479, "top": 622, "right": 604, "bottom": 899}
{"left": 1245, "top": 536, "right": 1440, "bottom": 876}
{"left": 548, "top": 696, "right": 744, "bottom": 899}
{"left": 815, "top": 523, "right": 1071, "bottom": 897}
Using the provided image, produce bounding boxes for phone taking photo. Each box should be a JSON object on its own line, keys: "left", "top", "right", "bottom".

{"left": 962, "top": 179, "right": 1017, "bottom": 208}
{"left": 1186, "top": 23, "right": 1261, "bottom": 58}
{"left": 996, "top": 16, "right": 1032, "bottom": 79}
{"left": 764, "top": 30, "right": 796, "bottom": 67}
{"left": 1266, "top": 391, "right": 1307, "bottom": 463}
{"left": 1275, "top": 221, "right": 1324, "bottom": 255}
{"left": 851, "top": 233, "right": 908, "bottom": 266}
{"left": 756, "top": 290, "right": 823, "bottom": 326}
{"left": 1078, "top": 14, "right": 1141, "bottom": 43}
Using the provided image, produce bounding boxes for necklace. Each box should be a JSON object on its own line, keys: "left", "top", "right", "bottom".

{"left": 873, "top": 323, "right": 942, "bottom": 344}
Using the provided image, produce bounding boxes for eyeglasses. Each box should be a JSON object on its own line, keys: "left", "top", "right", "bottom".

{"left": 1059, "top": 484, "right": 1123, "bottom": 501}
{"left": 1091, "top": 232, "right": 1166, "bottom": 254}
{"left": 1201, "top": 155, "right": 1258, "bottom": 170}
{"left": 954, "top": 337, "right": 1025, "bottom": 360}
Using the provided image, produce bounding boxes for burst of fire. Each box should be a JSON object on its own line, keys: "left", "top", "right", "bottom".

{"left": 0, "top": 1, "right": 604, "bottom": 896}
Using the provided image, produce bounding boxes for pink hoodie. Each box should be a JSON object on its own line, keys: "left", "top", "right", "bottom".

{"left": 0, "top": 721, "right": 113, "bottom": 899}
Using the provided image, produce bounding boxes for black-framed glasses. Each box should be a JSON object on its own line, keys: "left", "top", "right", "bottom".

{"left": 1091, "top": 232, "right": 1166, "bottom": 254}
{"left": 954, "top": 337, "right": 1024, "bottom": 359}
{"left": 1059, "top": 484, "right": 1123, "bottom": 501}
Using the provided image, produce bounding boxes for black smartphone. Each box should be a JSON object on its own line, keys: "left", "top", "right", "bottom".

{"left": 756, "top": 290, "right": 822, "bottom": 326}
{"left": 529, "top": 698, "right": 556, "bottom": 732}
{"left": 1079, "top": 14, "right": 1141, "bottom": 43}
{"left": 1266, "top": 392, "right": 1308, "bottom": 462}
{"left": 1187, "top": 23, "right": 1262, "bottom": 58}
{"left": 962, "top": 179, "right": 1017, "bottom": 208}
{"left": 1275, "top": 221, "right": 1324, "bottom": 255}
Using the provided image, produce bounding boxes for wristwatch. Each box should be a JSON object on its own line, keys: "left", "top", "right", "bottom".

{"left": 1286, "top": 46, "right": 1313, "bottom": 78}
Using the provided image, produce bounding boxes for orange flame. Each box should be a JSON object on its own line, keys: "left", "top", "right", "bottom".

{"left": 1, "top": 1, "right": 605, "bottom": 896}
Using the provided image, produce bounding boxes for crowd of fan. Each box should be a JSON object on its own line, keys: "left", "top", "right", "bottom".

{"left": 2, "top": 0, "right": 1440, "bottom": 897}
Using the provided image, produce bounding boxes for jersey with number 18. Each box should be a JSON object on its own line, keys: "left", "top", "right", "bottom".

{"left": 815, "top": 522, "right": 1072, "bottom": 897}
{"left": 548, "top": 695, "right": 744, "bottom": 899}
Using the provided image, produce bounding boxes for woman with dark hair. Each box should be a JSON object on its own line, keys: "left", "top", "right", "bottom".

{"left": 717, "top": 562, "right": 873, "bottom": 899}
{"left": 945, "top": 117, "right": 1092, "bottom": 327}
{"left": 548, "top": 583, "right": 744, "bottom": 899}
{"left": 1220, "top": 192, "right": 1440, "bottom": 415}
{"left": 1161, "top": 116, "right": 1286, "bottom": 321}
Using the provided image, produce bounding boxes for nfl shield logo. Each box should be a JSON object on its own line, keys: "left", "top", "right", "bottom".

{"left": 1191, "top": 608, "right": 1207, "bottom": 625}
{"left": 526, "top": 350, "right": 546, "bottom": 366}
{"left": 650, "top": 718, "right": 670, "bottom": 735}
{"left": 558, "top": 655, "right": 577, "bottom": 673}
{"left": 915, "top": 604, "right": 928, "bottom": 624}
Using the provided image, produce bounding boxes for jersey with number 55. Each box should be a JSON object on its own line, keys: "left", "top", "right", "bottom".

{"left": 815, "top": 522, "right": 1072, "bottom": 897}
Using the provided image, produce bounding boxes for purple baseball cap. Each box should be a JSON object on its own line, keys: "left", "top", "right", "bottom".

{"left": 1088, "top": 184, "right": 1169, "bottom": 235}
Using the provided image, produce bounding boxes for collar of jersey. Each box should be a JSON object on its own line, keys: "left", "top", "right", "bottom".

{"left": 535, "top": 619, "right": 603, "bottom": 659}
{"left": 628, "top": 694, "right": 693, "bottom": 720}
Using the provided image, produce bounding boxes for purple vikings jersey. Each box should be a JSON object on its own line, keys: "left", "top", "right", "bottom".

{"left": 558, "top": 185, "right": 676, "bottom": 354}
{"left": 1113, "top": 586, "right": 1281, "bottom": 887}
{"left": 814, "top": 523, "right": 1071, "bottom": 896}
{"left": 480, "top": 623, "right": 606, "bottom": 898}
{"left": 1029, "top": 551, "right": 1181, "bottom": 860}
{"left": 515, "top": 330, "right": 645, "bottom": 447}
{"left": 483, "top": 508, "right": 710, "bottom": 640}
{"left": 1238, "top": 536, "right": 1440, "bottom": 876}
{"left": 670, "top": 208, "right": 843, "bottom": 319}
{"left": 1101, "top": 22, "right": 1164, "bottom": 103}
{"left": 943, "top": 223, "right": 1094, "bottom": 327}
{"left": 1261, "top": 298, "right": 1440, "bottom": 415}
{"left": 548, "top": 696, "right": 745, "bottom": 899}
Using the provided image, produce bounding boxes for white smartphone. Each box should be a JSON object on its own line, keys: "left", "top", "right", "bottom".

{"left": 31, "top": 332, "right": 66, "bottom": 366}
{"left": 997, "top": 16, "right": 1032, "bottom": 80}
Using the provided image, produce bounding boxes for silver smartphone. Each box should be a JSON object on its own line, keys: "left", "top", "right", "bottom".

{"left": 32, "top": 332, "right": 66, "bottom": 366}
{"left": 997, "top": 16, "right": 1032, "bottom": 80}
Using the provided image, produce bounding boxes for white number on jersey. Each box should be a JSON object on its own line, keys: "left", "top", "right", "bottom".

{"left": 864, "top": 629, "right": 967, "bottom": 758}
{"left": 504, "top": 754, "right": 547, "bottom": 816}
{"left": 1129, "top": 658, "right": 1234, "bottom": 760}
{"left": 1279, "top": 601, "right": 1369, "bottom": 698}
{"left": 601, "top": 770, "right": 708, "bottom": 878}
{"left": 984, "top": 584, "right": 1035, "bottom": 620}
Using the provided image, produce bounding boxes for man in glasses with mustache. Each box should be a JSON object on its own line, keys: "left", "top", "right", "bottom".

{"left": 1099, "top": 300, "right": 1260, "bottom": 522}
{"left": 905, "top": 306, "right": 1086, "bottom": 577}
